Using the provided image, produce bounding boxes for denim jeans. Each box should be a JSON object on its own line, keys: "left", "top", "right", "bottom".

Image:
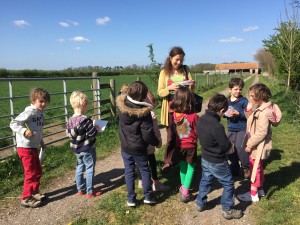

{"left": 121, "top": 151, "right": 152, "bottom": 202}
{"left": 196, "top": 158, "right": 234, "bottom": 211}
{"left": 75, "top": 149, "right": 96, "bottom": 194}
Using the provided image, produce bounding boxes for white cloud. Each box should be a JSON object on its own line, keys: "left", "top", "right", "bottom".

{"left": 96, "top": 16, "right": 110, "bottom": 25}
{"left": 59, "top": 20, "right": 79, "bottom": 27}
{"left": 70, "top": 36, "right": 90, "bottom": 42}
{"left": 219, "top": 37, "right": 244, "bottom": 43}
{"left": 243, "top": 25, "right": 259, "bottom": 32}
{"left": 74, "top": 47, "right": 81, "bottom": 50}
{"left": 59, "top": 22, "right": 70, "bottom": 27}
{"left": 57, "top": 38, "right": 66, "bottom": 42}
{"left": 13, "top": 20, "right": 31, "bottom": 28}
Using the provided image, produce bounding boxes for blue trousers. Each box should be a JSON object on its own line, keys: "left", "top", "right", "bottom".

{"left": 75, "top": 149, "right": 96, "bottom": 194}
{"left": 121, "top": 151, "right": 153, "bottom": 202}
{"left": 196, "top": 158, "right": 235, "bottom": 211}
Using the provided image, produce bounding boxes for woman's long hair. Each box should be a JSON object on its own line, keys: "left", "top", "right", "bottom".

{"left": 163, "top": 47, "right": 185, "bottom": 75}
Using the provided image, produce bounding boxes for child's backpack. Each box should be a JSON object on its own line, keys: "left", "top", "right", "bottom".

{"left": 267, "top": 103, "right": 282, "bottom": 126}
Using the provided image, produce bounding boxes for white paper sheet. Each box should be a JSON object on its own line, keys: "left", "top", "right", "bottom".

{"left": 93, "top": 120, "right": 108, "bottom": 133}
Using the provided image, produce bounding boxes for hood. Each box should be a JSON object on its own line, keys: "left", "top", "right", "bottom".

{"left": 173, "top": 112, "right": 187, "bottom": 125}
{"left": 116, "top": 94, "right": 153, "bottom": 118}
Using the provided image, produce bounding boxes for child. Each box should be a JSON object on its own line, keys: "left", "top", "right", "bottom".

{"left": 196, "top": 94, "right": 243, "bottom": 220}
{"left": 10, "top": 87, "right": 50, "bottom": 208}
{"left": 116, "top": 81, "right": 160, "bottom": 207}
{"left": 137, "top": 91, "right": 169, "bottom": 192}
{"left": 237, "top": 83, "right": 281, "bottom": 202}
{"left": 225, "top": 78, "right": 250, "bottom": 178}
{"left": 66, "top": 91, "right": 102, "bottom": 198}
{"left": 169, "top": 86, "right": 198, "bottom": 203}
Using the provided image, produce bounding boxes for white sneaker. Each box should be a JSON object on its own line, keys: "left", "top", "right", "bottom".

{"left": 143, "top": 198, "right": 156, "bottom": 204}
{"left": 127, "top": 201, "right": 136, "bottom": 207}
{"left": 237, "top": 192, "right": 259, "bottom": 202}
{"left": 258, "top": 189, "right": 265, "bottom": 197}
{"left": 152, "top": 181, "right": 170, "bottom": 192}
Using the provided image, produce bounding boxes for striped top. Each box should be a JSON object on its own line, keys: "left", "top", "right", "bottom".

{"left": 66, "top": 115, "right": 98, "bottom": 153}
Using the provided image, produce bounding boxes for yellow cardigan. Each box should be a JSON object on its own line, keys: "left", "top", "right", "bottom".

{"left": 157, "top": 69, "right": 192, "bottom": 126}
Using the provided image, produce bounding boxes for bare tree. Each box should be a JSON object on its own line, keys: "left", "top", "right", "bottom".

{"left": 254, "top": 48, "right": 276, "bottom": 78}
{"left": 276, "top": 0, "right": 300, "bottom": 90}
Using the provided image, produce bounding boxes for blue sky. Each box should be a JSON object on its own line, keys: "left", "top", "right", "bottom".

{"left": 0, "top": 0, "right": 289, "bottom": 70}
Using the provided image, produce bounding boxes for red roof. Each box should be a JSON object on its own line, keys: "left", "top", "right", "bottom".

{"left": 215, "top": 62, "right": 259, "bottom": 70}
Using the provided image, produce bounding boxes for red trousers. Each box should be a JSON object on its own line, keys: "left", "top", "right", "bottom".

{"left": 249, "top": 155, "right": 264, "bottom": 188}
{"left": 17, "top": 147, "right": 42, "bottom": 199}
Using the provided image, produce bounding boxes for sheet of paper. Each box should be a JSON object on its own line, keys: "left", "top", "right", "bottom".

{"left": 93, "top": 120, "right": 108, "bottom": 133}
{"left": 178, "top": 80, "right": 193, "bottom": 86}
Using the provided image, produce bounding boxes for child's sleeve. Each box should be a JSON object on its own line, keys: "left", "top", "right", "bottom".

{"left": 214, "top": 125, "right": 232, "bottom": 154}
{"left": 9, "top": 111, "right": 31, "bottom": 135}
{"left": 238, "top": 98, "right": 248, "bottom": 120}
{"left": 84, "top": 118, "right": 98, "bottom": 137}
{"left": 151, "top": 112, "right": 162, "bottom": 148}
{"left": 141, "top": 114, "right": 159, "bottom": 147}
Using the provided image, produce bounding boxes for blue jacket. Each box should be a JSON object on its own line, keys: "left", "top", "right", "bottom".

{"left": 226, "top": 96, "right": 248, "bottom": 132}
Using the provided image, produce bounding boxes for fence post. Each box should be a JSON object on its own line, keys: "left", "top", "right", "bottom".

{"left": 110, "top": 79, "right": 116, "bottom": 117}
{"left": 136, "top": 77, "right": 140, "bottom": 81}
{"left": 9, "top": 80, "right": 16, "bottom": 151}
{"left": 92, "top": 72, "right": 101, "bottom": 120}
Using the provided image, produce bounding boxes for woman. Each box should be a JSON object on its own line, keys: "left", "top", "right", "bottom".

{"left": 157, "top": 47, "right": 194, "bottom": 170}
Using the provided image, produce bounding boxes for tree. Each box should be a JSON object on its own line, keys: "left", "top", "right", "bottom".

{"left": 146, "top": 44, "right": 162, "bottom": 90}
{"left": 253, "top": 48, "right": 276, "bottom": 78}
{"left": 263, "top": 0, "right": 300, "bottom": 90}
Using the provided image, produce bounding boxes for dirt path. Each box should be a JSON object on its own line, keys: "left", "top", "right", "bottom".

{"left": 0, "top": 76, "right": 259, "bottom": 225}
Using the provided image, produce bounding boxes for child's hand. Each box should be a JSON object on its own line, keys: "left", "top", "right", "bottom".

{"left": 95, "top": 125, "right": 100, "bottom": 131}
{"left": 231, "top": 110, "right": 240, "bottom": 116}
{"left": 245, "top": 146, "right": 252, "bottom": 152}
{"left": 25, "top": 130, "right": 36, "bottom": 138}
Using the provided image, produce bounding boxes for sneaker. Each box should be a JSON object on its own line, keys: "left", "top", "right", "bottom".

{"left": 143, "top": 198, "right": 156, "bottom": 205}
{"left": 196, "top": 204, "right": 206, "bottom": 212}
{"left": 237, "top": 192, "right": 259, "bottom": 202}
{"left": 20, "top": 196, "right": 42, "bottom": 208}
{"left": 32, "top": 193, "right": 47, "bottom": 201}
{"left": 138, "top": 180, "right": 143, "bottom": 189}
{"left": 181, "top": 193, "right": 190, "bottom": 203}
{"left": 222, "top": 209, "right": 243, "bottom": 219}
{"left": 243, "top": 168, "right": 250, "bottom": 179}
{"left": 127, "top": 201, "right": 136, "bottom": 207}
{"left": 258, "top": 189, "right": 265, "bottom": 197}
{"left": 152, "top": 181, "right": 170, "bottom": 192}
{"left": 77, "top": 190, "right": 86, "bottom": 196}
{"left": 86, "top": 190, "right": 103, "bottom": 198}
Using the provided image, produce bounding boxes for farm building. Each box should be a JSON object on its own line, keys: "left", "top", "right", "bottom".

{"left": 215, "top": 62, "right": 260, "bottom": 74}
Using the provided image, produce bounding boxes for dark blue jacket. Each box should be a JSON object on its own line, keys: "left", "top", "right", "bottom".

{"left": 116, "top": 95, "right": 159, "bottom": 156}
{"left": 197, "top": 110, "right": 232, "bottom": 163}
{"left": 226, "top": 96, "right": 248, "bottom": 132}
